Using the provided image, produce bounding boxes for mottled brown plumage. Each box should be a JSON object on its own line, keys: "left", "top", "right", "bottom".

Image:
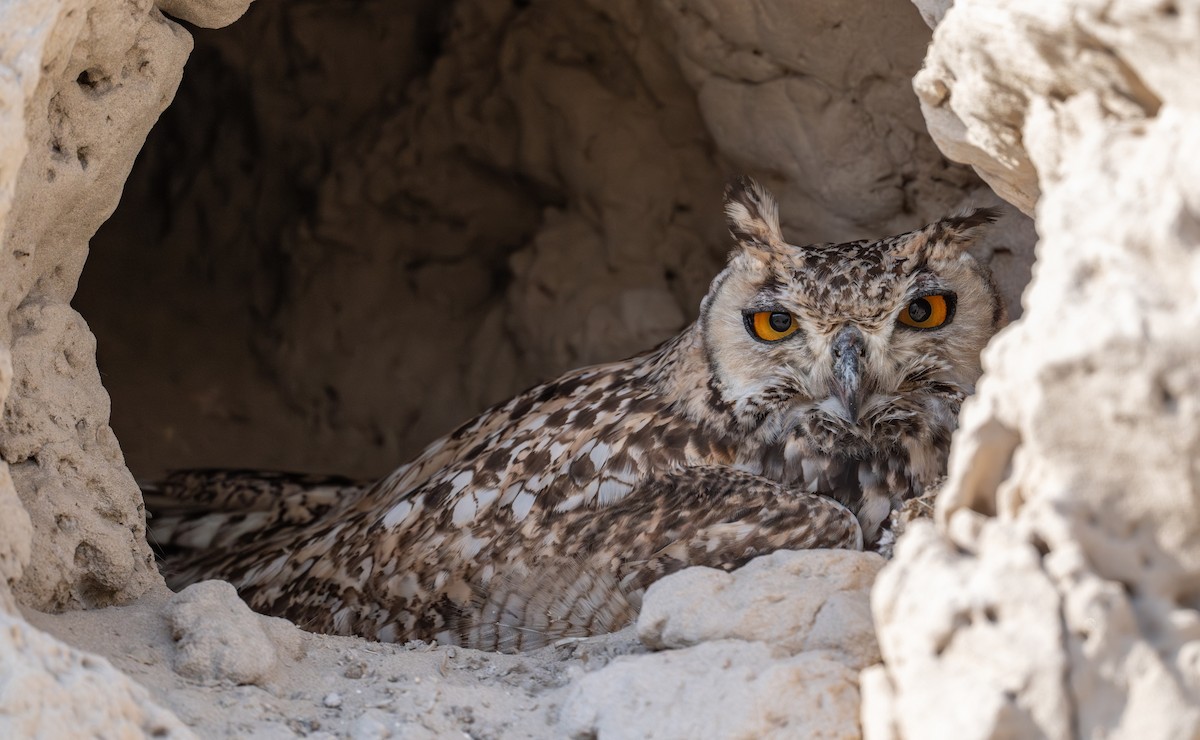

{"left": 148, "top": 177, "right": 1003, "bottom": 651}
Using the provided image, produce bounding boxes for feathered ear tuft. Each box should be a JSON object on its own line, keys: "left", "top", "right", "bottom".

{"left": 898, "top": 206, "right": 1001, "bottom": 263}
{"left": 930, "top": 207, "right": 1001, "bottom": 244}
{"left": 724, "top": 176, "right": 784, "bottom": 248}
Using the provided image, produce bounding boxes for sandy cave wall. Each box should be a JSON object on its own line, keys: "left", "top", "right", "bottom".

{"left": 0, "top": 0, "right": 243, "bottom": 734}
{"left": 0, "top": 0, "right": 206, "bottom": 613}
{"left": 74, "top": 0, "right": 1035, "bottom": 483}
{"left": 865, "top": 0, "right": 1200, "bottom": 737}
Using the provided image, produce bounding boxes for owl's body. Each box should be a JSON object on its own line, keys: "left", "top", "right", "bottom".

{"left": 149, "top": 179, "right": 1002, "bottom": 650}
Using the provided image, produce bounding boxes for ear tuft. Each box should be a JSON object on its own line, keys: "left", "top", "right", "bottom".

{"left": 926, "top": 206, "right": 1003, "bottom": 255}
{"left": 904, "top": 206, "right": 1001, "bottom": 262}
{"left": 934, "top": 206, "right": 1001, "bottom": 239}
{"left": 724, "top": 176, "right": 783, "bottom": 247}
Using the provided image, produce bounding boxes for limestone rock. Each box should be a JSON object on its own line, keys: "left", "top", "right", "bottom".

{"left": 5, "top": 301, "right": 156, "bottom": 610}
{"left": 260, "top": 612, "right": 308, "bottom": 663}
{"left": 156, "top": 0, "right": 256, "bottom": 29}
{"left": 660, "top": 0, "right": 977, "bottom": 236}
{"left": 871, "top": 0, "right": 1200, "bottom": 736}
{"left": 164, "top": 580, "right": 290, "bottom": 685}
{"left": 857, "top": 665, "right": 900, "bottom": 740}
{"left": 0, "top": 610, "right": 193, "bottom": 738}
{"left": 0, "top": 0, "right": 192, "bottom": 610}
{"left": 870, "top": 522, "right": 1070, "bottom": 739}
{"left": 638, "top": 549, "right": 884, "bottom": 669}
{"left": 0, "top": 345, "right": 31, "bottom": 616}
{"left": 911, "top": 0, "right": 1167, "bottom": 214}
{"left": 560, "top": 640, "right": 861, "bottom": 740}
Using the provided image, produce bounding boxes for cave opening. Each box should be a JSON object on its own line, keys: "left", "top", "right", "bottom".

{"left": 74, "top": 0, "right": 1027, "bottom": 485}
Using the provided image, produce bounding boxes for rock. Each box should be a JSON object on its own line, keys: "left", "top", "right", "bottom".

{"left": 163, "top": 580, "right": 282, "bottom": 685}
{"left": 156, "top": 0, "right": 255, "bottom": 28}
{"left": 0, "top": 345, "right": 31, "bottom": 615}
{"left": 0, "top": 610, "right": 193, "bottom": 738}
{"left": 912, "top": 0, "right": 1166, "bottom": 214}
{"left": 5, "top": 302, "right": 156, "bottom": 610}
{"left": 559, "top": 640, "right": 861, "bottom": 740}
{"left": 638, "top": 549, "right": 884, "bottom": 669}
{"left": 869, "top": 522, "right": 1070, "bottom": 739}
{"left": 261, "top": 614, "right": 308, "bottom": 663}
{"left": 869, "top": 0, "right": 1200, "bottom": 736}
{"left": 0, "top": 0, "right": 192, "bottom": 611}
{"left": 858, "top": 665, "right": 899, "bottom": 740}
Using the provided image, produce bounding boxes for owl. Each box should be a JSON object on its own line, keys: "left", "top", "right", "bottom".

{"left": 147, "top": 177, "right": 1003, "bottom": 651}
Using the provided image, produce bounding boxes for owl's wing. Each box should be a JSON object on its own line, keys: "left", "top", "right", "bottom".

{"left": 445, "top": 464, "right": 862, "bottom": 651}
{"left": 372, "top": 356, "right": 662, "bottom": 501}
{"left": 141, "top": 364, "right": 624, "bottom": 559}
{"left": 144, "top": 469, "right": 367, "bottom": 553}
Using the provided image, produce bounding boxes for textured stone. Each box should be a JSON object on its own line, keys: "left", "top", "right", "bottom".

{"left": 912, "top": 0, "right": 1168, "bottom": 214}
{"left": 0, "top": 0, "right": 192, "bottom": 611}
{"left": 164, "top": 580, "right": 290, "bottom": 685}
{"left": 560, "top": 640, "right": 861, "bottom": 740}
{"left": 0, "top": 610, "right": 193, "bottom": 738}
{"left": 871, "top": 522, "right": 1070, "bottom": 739}
{"left": 638, "top": 549, "right": 883, "bottom": 669}
{"left": 5, "top": 301, "right": 155, "bottom": 611}
{"left": 0, "top": 346, "right": 30, "bottom": 616}
{"left": 157, "top": 0, "right": 255, "bottom": 28}
{"left": 870, "top": 0, "right": 1200, "bottom": 737}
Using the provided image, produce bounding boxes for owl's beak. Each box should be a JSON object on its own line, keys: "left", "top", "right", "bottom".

{"left": 831, "top": 326, "right": 865, "bottom": 424}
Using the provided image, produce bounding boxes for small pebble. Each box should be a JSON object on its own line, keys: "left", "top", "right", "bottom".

{"left": 323, "top": 692, "right": 343, "bottom": 708}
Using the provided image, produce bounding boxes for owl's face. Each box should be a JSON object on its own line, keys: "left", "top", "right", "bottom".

{"left": 701, "top": 178, "right": 1003, "bottom": 449}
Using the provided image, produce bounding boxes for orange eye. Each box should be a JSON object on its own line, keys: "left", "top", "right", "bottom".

{"left": 749, "top": 311, "right": 800, "bottom": 342}
{"left": 898, "top": 294, "right": 953, "bottom": 329}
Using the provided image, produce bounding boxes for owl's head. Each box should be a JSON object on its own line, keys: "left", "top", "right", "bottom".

{"left": 700, "top": 176, "right": 1004, "bottom": 448}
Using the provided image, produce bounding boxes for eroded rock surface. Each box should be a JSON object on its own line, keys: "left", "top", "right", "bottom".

{"left": 164, "top": 580, "right": 304, "bottom": 685}
{"left": 0, "top": 610, "right": 194, "bottom": 738}
{"left": 869, "top": 0, "right": 1200, "bottom": 736}
{"left": 561, "top": 640, "right": 862, "bottom": 740}
{"left": 0, "top": 346, "right": 29, "bottom": 616}
{"left": 0, "top": 0, "right": 245, "bottom": 734}
{"left": 638, "top": 549, "right": 883, "bottom": 670}
{"left": 0, "top": 0, "right": 194, "bottom": 611}
{"left": 157, "top": 0, "right": 255, "bottom": 28}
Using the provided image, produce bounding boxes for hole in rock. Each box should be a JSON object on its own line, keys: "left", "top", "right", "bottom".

{"left": 75, "top": 1, "right": 1033, "bottom": 494}
{"left": 76, "top": 68, "right": 112, "bottom": 95}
